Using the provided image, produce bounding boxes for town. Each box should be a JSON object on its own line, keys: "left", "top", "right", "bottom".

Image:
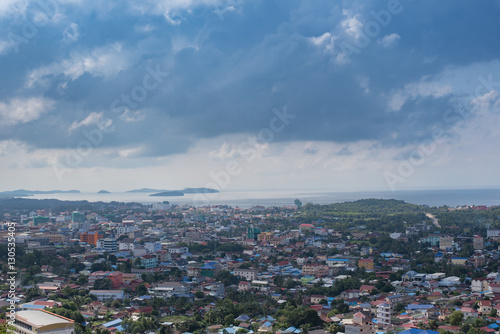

{"left": 1, "top": 198, "right": 500, "bottom": 334}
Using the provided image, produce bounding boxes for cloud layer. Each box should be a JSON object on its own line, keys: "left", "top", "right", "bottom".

{"left": 1, "top": 0, "right": 500, "bottom": 191}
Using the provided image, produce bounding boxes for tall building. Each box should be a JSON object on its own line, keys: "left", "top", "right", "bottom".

{"left": 473, "top": 235, "right": 484, "bottom": 250}
{"left": 14, "top": 310, "right": 74, "bottom": 334}
{"left": 358, "top": 258, "right": 374, "bottom": 270}
{"left": 72, "top": 211, "right": 85, "bottom": 223}
{"left": 101, "top": 238, "right": 117, "bottom": 252}
{"left": 439, "top": 236, "right": 453, "bottom": 250}
{"left": 33, "top": 216, "right": 50, "bottom": 226}
{"left": 80, "top": 231, "right": 103, "bottom": 246}
{"left": 258, "top": 232, "right": 273, "bottom": 242}
{"left": 247, "top": 225, "right": 261, "bottom": 240}
{"left": 376, "top": 303, "right": 391, "bottom": 328}
{"left": 487, "top": 229, "right": 500, "bottom": 238}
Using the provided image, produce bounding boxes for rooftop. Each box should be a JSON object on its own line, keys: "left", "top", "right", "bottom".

{"left": 16, "top": 310, "right": 74, "bottom": 328}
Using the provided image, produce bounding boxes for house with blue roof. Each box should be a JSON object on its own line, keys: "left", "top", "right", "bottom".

{"left": 102, "top": 319, "right": 123, "bottom": 330}
{"left": 282, "top": 327, "right": 303, "bottom": 334}
{"left": 235, "top": 315, "right": 251, "bottom": 322}
{"left": 398, "top": 329, "right": 435, "bottom": 334}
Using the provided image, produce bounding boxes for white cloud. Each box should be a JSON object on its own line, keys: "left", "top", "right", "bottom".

{"left": 309, "top": 32, "right": 335, "bottom": 54}
{"left": 68, "top": 112, "right": 112, "bottom": 132}
{"left": 0, "top": 97, "right": 55, "bottom": 125}
{"left": 378, "top": 33, "right": 400, "bottom": 47}
{"left": 357, "top": 75, "right": 370, "bottom": 94}
{"left": 0, "top": 0, "right": 28, "bottom": 18}
{"left": 164, "top": 8, "right": 183, "bottom": 25}
{"left": 119, "top": 110, "right": 145, "bottom": 123}
{"left": 63, "top": 23, "right": 80, "bottom": 41}
{"left": 26, "top": 43, "right": 134, "bottom": 87}
{"left": 389, "top": 81, "right": 453, "bottom": 111}
{"left": 341, "top": 14, "right": 363, "bottom": 40}
{"left": 135, "top": 24, "right": 156, "bottom": 33}
{"left": 0, "top": 39, "right": 16, "bottom": 55}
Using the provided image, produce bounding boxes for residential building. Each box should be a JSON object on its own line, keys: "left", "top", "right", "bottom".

{"left": 310, "top": 295, "right": 326, "bottom": 304}
{"left": 451, "top": 257, "right": 467, "bottom": 265}
{"left": 152, "top": 282, "right": 189, "bottom": 297}
{"left": 302, "top": 263, "right": 328, "bottom": 277}
{"left": 473, "top": 235, "right": 484, "bottom": 250}
{"left": 96, "top": 238, "right": 117, "bottom": 252}
{"left": 80, "top": 231, "right": 102, "bottom": 246}
{"left": 471, "top": 278, "right": 489, "bottom": 292}
{"left": 439, "top": 236, "right": 453, "bottom": 250}
{"left": 72, "top": 211, "right": 85, "bottom": 223}
{"left": 258, "top": 232, "right": 273, "bottom": 242}
{"left": 419, "top": 234, "right": 440, "bottom": 246}
{"left": 89, "top": 290, "right": 125, "bottom": 301}
{"left": 478, "top": 300, "right": 492, "bottom": 315}
{"left": 167, "top": 246, "right": 189, "bottom": 254}
{"left": 238, "top": 281, "right": 251, "bottom": 291}
{"left": 233, "top": 269, "right": 258, "bottom": 281}
{"left": 33, "top": 216, "right": 50, "bottom": 226}
{"left": 145, "top": 242, "right": 161, "bottom": 253}
{"left": 358, "top": 258, "right": 374, "bottom": 270}
{"left": 376, "top": 303, "right": 391, "bottom": 328}
{"left": 140, "top": 255, "right": 158, "bottom": 268}
{"left": 487, "top": 229, "right": 500, "bottom": 238}
{"left": 461, "top": 307, "right": 478, "bottom": 318}
{"left": 346, "top": 312, "right": 374, "bottom": 334}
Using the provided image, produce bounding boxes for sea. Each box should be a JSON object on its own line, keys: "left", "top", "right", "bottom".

{"left": 27, "top": 188, "right": 500, "bottom": 209}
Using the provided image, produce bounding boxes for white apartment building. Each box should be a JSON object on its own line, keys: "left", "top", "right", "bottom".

{"left": 233, "top": 269, "right": 258, "bottom": 281}
{"left": 376, "top": 303, "right": 391, "bottom": 328}
{"left": 89, "top": 290, "right": 125, "bottom": 301}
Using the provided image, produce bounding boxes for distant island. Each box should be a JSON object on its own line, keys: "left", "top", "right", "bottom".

{"left": 97, "top": 190, "right": 111, "bottom": 194}
{"left": 150, "top": 191, "right": 184, "bottom": 197}
{"left": 182, "top": 188, "right": 219, "bottom": 194}
{"left": 0, "top": 189, "right": 80, "bottom": 197}
{"left": 126, "top": 188, "right": 164, "bottom": 193}
{"left": 128, "top": 187, "right": 219, "bottom": 195}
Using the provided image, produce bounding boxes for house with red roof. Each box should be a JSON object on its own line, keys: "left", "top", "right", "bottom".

{"left": 478, "top": 300, "right": 492, "bottom": 315}
{"left": 461, "top": 306, "right": 478, "bottom": 318}
{"left": 359, "top": 285, "right": 375, "bottom": 294}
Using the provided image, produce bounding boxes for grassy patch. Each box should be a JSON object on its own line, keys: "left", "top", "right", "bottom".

{"left": 159, "top": 315, "right": 190, "bottom": 323}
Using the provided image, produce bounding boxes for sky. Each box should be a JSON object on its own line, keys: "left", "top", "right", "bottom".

{"left": 1, "top": 0, "right": 500, "bottom": 193}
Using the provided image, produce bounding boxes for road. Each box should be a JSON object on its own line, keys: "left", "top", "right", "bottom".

{"left": 425, "top": 212, "right": 441, "bottom": 228}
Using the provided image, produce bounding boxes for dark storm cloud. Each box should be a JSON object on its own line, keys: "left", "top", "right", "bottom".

{"left": 0, "top": 0, "right": 499, "bottom": 157}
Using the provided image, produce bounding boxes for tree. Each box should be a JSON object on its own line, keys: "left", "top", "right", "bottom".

{"left": 77, "top": 276, "right": 88, "bottom": 285}
{"left": 136, "top": 284, "right": 148, "bottom": 295}
{"left": 490, "top": 308, "right": 498, "bottom": 317}
{"left": 0, "top": 323, "right": 14, "bottom": 334}
{"left": 216, "top": 270, "right": 239, "bottom": 286}
{"left": 224, "top": 314, "right": 235, "bottom": 327}
{"left": 111, "top": 300, "right": 122, "bottom": 309}
{"left": 327, "top": 324, "right": 344, "bottom": 334}
{"left": 449, "top": 311, "right": 464, "bottom": 326}
{"left": 93, "top": 279, "right": 113, "bottom": 290}
{"left": 394, "top": 303, "right": 406, "bottom": 313}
